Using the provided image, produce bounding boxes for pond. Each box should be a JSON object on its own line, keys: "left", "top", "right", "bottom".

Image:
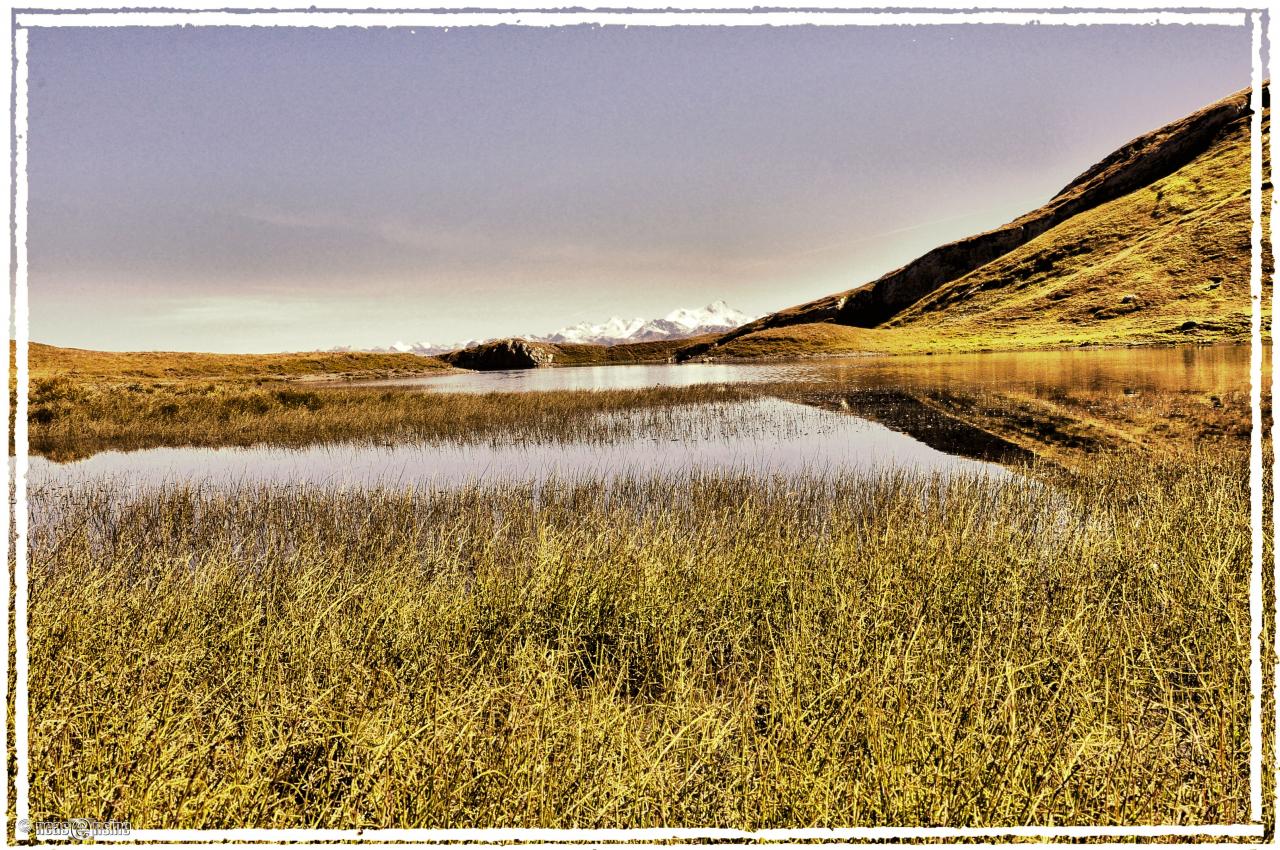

{"left": 28, "top": 344, "right": 1254, "bottom": 491}
{"left": 358, "top": 344, "right": 1252, "bottom": 396}
{"left": 28, "top": 398, "right": 1016, "bottom": 490}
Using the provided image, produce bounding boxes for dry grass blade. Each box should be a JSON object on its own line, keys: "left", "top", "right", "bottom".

{"left": 29, "top": 450, "right": 1251, "bottom": 829}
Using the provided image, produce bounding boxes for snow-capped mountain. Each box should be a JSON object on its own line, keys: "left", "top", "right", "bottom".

{"left": 349, "top": 337, "right": 486, "bottom": 356}
{"left": 538, "top": 316, "right": 647, "bottom": 346}
{"left": 534, "top": 301, "right": 754, "bottom": 346}
{"left": 351, "top": 301, "right": 754, "bottom": 356}
{"left": 387, "top": 338, "right": 485, "bottom": 355}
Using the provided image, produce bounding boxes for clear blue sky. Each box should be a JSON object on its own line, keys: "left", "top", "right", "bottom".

{"left": 29, "top": 22, "right": 1250, "bottom": 352}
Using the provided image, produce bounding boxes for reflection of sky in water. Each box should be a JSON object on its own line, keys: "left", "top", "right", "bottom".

{"left": 28, "top": 346, "right": 1253, "bottom": 494}
{"left": 359, "top": 343, "right": 1256, "bottom": 396}
{"left": 30, "top": 399, "right": 1012, "bottom": 492}
{"left": 357, "top": 362, "right": 777, "bottom": 393}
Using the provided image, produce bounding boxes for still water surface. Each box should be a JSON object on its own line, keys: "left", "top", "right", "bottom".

{"left": 30, "top": 399, "right": 1013, "bottom": 489}
{"left": 30, "top": 345, "right": 1252, "bottom": 490}
{"left": 361, "top": 345, "right": 1251, "bottom": 396}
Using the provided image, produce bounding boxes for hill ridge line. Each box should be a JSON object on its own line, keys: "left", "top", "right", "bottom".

{"left": 677, "top": 83, "right": 1262, "bottom": 362}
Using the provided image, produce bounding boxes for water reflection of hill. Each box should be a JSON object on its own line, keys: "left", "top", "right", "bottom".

{"left": 785, "top": 368, "right": 1257, "bottom": 470}
{"left": 797, "top": 389, "right": 1036, "bottom": 466}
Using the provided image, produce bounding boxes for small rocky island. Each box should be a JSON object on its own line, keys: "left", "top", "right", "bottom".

{"left": 442, "top": 339, "right": 559, "bottom": 370}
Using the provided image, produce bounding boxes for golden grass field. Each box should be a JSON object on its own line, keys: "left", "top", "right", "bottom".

{"left": 30, "top": 449, "right": 1252, "bottom": 828}
{"left": 25, "top": 341, "right": 451, "bottom": 381}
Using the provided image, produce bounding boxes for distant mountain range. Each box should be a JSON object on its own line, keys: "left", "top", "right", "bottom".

{"left": 538, "top": 300, "right": 753, "bottom": 345}
{"left": 345, "top": 300, "right": 755, "bottom": 356}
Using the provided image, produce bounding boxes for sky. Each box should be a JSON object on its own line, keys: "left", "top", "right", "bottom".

{"left": 28, "top": 22, "right": 1252, "bottom": 353}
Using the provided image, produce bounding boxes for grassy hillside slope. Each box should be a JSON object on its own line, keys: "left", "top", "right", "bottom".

{"left": 688, "top": 85, "right": 1266, "bottom": 360}
{"left": 553, "top": 335, "right": 717, "bottom": 365}
{"left": 26, "top": 342, "right": 451, "bottom": 383}
{"left": 884, "top": 111, "right": 1262, "bottom": 349}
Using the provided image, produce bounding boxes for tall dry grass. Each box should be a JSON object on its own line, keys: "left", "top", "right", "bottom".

{"left": 27, "top": 379, "right": 776, "bottom": 461}
{"left": 29, "top": 449, "right": 1250, "bottom": 828}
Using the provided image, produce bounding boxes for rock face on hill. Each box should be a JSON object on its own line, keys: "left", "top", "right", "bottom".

{"left": 679, "top": 83, "right": 1265, "bottom": 361}
{"left": 443, "top": 339, "right": 558, "bottom": 371}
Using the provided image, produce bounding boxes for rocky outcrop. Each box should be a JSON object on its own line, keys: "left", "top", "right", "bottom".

{"left": 443, "top": 339, "right": 558, "bottom": 371}
{"left": 678, "top": 83, "right": 1264, "bottom": 362}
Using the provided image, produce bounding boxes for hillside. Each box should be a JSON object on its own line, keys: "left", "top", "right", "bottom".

{"left": 680, "top": 84, "right": 1267, "bottom": 360}
{"left": 26, "top": 342, "right": 451, "bottom": 383}
{"left": 25, "top": 333, "right": 714, "bottom": 384}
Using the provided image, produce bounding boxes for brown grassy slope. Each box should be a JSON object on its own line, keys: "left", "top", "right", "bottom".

{"left": 688, "top": 85, "right": 1266, "bottom": 360}
{"left": 29, "top": 333, "right": 702, "bottom": 384}
{"left": 552, "top": 334, "right": 717, "bottom": 365}
{"left": 701, "top": 324, "right": 903, "bottom": 359}
{"left": 25, "top": 341, "right": 450, "bottom": 383}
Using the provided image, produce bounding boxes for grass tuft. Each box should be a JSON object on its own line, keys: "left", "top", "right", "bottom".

{"left": 31, "top": 450, "right": 1250, "bottom": 828}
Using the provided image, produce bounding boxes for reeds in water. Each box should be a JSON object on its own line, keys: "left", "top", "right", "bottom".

{"left": 29, "top": 450, "right": 1251, "bottom": 828}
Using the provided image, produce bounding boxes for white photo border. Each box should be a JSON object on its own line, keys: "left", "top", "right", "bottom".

{"left": 6, "top": 3, "right": 1273, "bottom": 846}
